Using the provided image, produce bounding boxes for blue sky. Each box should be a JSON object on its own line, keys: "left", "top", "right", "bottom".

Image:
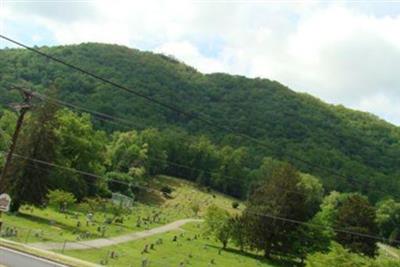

{"left": 1, "top": 0, "right": 400, "bottom": 125}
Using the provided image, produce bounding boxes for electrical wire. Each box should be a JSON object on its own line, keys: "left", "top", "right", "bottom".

{"left": 0, "top": 34, "right": 372, "bottom": 191}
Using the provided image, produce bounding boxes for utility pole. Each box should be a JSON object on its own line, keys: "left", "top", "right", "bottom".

{"left": 0, "top": 89, "right": 33, "bottom": 193}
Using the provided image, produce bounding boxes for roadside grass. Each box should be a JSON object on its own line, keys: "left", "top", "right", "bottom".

{"left": 1, "top": 176, "right": 243, "bottom": 245}
{"left": 62, "top": 222, "right": 284, "bottom": 267}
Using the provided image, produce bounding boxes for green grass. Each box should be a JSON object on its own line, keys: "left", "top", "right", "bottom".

{"left": 0, "top": 176, "right": 243, "bottom": 245}
{"left": 62, "top": 222, "right": 284, "bottom": 267}
{"left": 1, "top": 203, "right": 175, "bottom": 243}
{"left": 379, "top": 243, "right": 400, "bottom": 260}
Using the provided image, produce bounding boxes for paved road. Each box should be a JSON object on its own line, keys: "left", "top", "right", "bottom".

{"left": 0, "top": 247, "right": 67, "bottom": 267}
{"left": 32, "top": 218, "right": 203, "bottom": 251}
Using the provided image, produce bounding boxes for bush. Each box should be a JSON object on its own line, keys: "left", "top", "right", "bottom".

{"left": 306, "top": 242, "right": 400, "bottom": 267}
{"left": 47, "top": 189, "right": 77, "bottom": 212}
{"left": 232, "top": 201, "right": 239, "bottom": 209}
{"left": 161, "top": 185, "right": 173, "bottom": 197}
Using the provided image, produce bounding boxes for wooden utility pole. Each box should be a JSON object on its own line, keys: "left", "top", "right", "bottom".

{"left": 0, "top": 89, "right": 33, "bottom": 193}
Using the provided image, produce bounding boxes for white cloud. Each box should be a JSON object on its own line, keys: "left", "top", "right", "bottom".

{"left": 355, "top": 94, "right": 400, "bottom": 125}
{"left": 155, "top": 41, "right": 226, "bottom": 73}
{"left": 2, "top": 1, "right": 400, "bottom": 125}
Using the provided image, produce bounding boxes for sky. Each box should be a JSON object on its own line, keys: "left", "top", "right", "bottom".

{"left": 1, "top": 0, "right": 400, "bottom": 125}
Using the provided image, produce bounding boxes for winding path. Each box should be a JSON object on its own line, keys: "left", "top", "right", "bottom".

{"left": 30, "top": 219, "right": 202, "bottom": 251}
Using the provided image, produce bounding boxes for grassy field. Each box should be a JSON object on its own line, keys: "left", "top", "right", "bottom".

{"left": 379, "top": 243, "right": 400, "bottom": 260}
{"left": 62, "top": 221, "right": 284, "bottom": 267}
{"left": 0, "top": 176, "right": 243, "bottom": 245}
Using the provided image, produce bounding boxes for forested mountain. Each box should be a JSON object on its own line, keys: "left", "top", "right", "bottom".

{"left": 0, "top": 43, "right": 399, "bottom": 201}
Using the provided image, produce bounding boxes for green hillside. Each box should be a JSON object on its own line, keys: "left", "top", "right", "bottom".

{"left": 0, "top": 43, "right": 399, "bottom": 201}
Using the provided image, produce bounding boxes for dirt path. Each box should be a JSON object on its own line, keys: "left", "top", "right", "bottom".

{"left": 30, "top": 218, "right": 203, "bottom": 251}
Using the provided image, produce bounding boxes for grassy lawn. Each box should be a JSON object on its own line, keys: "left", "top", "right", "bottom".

{"left": 379, "top": 243, "right": 400, "bottom": 260}
{"left": 0, "top": 176, "right": 243, "bottom": 245}
{"left": 1, "top": 203, "right": 174, "bottom": 243}
{"left": 62, "top": 222, "right": 284, "bottom": 267}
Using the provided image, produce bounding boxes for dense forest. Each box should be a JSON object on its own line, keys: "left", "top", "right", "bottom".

{"left": 0, "top": 43, "right": 399, "bottom": 202}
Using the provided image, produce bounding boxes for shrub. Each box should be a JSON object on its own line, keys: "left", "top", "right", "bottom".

{"left": 231, "top": 201, "right": 239, "bottom": 209}
{"left": 161, "top": 185, "right": 173, "bottom": 197}
{"left": 47, "top": 189, "right": 76, "bottom": 212}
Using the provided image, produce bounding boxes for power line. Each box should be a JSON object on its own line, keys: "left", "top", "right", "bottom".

{"left": 0, "top": 150, "right": 159, "bottom": 194}
{"left": 11, "top": 87, "right": 398, "bottom": 199}
{"left": 2, "top": 91, "right": 325, "bottom": 199}
{"left": 1, "top": 145, "right": 398, "bottom": 245}
{"left": 0, "top": 34, "right": 364, "bottom": 188}
{"left": 0, "top": 36, "right": 398, "bottom": 244}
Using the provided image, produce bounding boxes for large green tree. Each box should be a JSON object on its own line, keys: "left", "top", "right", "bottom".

{"left": 242, "top": 163, "right": 318, "bottom": 258}
{"left": 316, "top": 192, "right": 379, "bottom": 257}
{"left": 53, "top": 109, "right": 107, "bottom": 199}
{"left": 7, "top": 98, "right": 59, "bottom": 211}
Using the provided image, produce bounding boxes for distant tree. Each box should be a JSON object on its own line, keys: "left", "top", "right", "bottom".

{"left": 188, "top": 136, "right": 219, "bottom": 186}
{"left": 212, "top": 146, "right": 250, "bottom": 197}
{"left": 334, "top": 194, "right": 379, "bottom": 257}
{"left": 376, "top": 198, "right": 400, "bottom": 246}
{"left": 107, "top": 131, "right": 147, "bottom": 173}
{"left": 47, "top": 189, "right": 77, "bottom": 212}
{"left": 138, "top": 128, "right": 167, "bottom": 175}
{"left": 204, "top": 205, "right": 232, "bottom": 249}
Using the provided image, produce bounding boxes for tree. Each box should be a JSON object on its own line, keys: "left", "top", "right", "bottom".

{"left": 242, "top": 163, "right": 313, "bottom": 258}
{"left": 107, "top": 131, "right": 147, "bottom": 174}
{"left": 298, "top": 173, "right": 324, "bottom": 217}
{"left": 212, "top": 146, "right": 249, "bottom": 197}
{"left": 334, "top": 194, "right": 379, "bottom": 257}
{"left": 376, "top": 198, "right": 400, "bottom": 246}
{"left": 53, "top": 109, "right": 107, "bottom": 199}
{"left": 229, "top": 215, "right": 247, "bottom": 251}
{"left": 0, "top": 110, "right": 17, "bottom": 168}
{"left": 7, "top": 96, "right": 59, "bottom": 211}
{"left": 138, "top": 128, "right": 167, "bottom": 176}
{"left": 47, "top": 189, "right": 77, "bottom": 212}
{"left": 204, "top": 205, "right": 232, "bottom": 249}
{"left": 249, "top": 157, "right": 285, "bottom": 190}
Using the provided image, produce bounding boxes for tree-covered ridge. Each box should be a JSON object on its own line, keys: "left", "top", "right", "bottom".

{"left": 0, "top": 43, "right": 399, "bottom": 201}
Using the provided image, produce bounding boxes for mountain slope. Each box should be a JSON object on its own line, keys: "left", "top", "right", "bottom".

{"left": 0, "top": 43, "right": 399, "bottom": 200}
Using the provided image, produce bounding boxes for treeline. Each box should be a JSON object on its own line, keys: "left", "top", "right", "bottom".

{"left": 1, "top": 91, "right": 400, "bottom": 266}
{"left": 205, "top": 163, "right": 400, "bottom": 265}
{"left": 0, "top": 43, "right": 399, "bottom": 201}
{"left": 1, "top": 99, "right": 273, "bottom": 207}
